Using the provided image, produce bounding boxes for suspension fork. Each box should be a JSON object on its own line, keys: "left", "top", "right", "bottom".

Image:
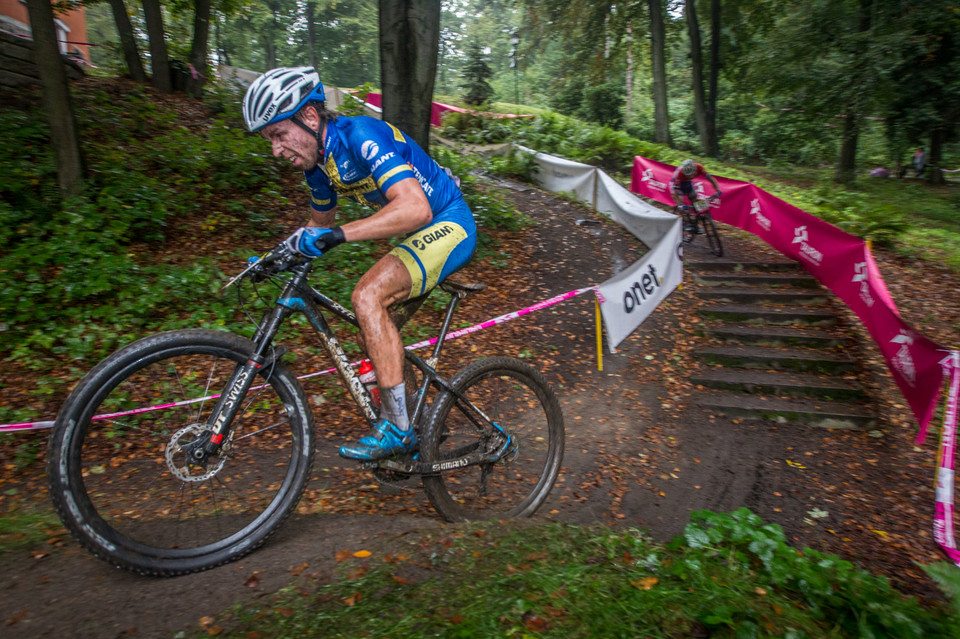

{"left": 187, "top": 273, "right": 307, "bottom": 465}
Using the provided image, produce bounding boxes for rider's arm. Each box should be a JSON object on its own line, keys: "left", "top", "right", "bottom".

{"left": 338, "top": 177, "right": 432, "bottom": 242}
{"left": 706, "top": 174, "right": 722, "bottom": 195}
{"left": 307, "top": 207, "right": 337, "bottom": 228}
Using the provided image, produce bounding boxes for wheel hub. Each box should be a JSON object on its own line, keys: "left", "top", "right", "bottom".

{"left": 165, "top": 424, "right": 229, "bottom": 482}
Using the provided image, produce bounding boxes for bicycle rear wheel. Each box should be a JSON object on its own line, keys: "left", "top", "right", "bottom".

{"left": 701, "top": 213, "right": 724, "bottom": 257}
{"left": 47, "top": 329, "right": 315, "bottom": 576}
{"left": 421, "top": 357, "right": 564, "bottom": 522}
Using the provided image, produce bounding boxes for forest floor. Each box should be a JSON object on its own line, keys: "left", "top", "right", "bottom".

{"left": 0, "top": 175, "right": 958, "bottom": 638}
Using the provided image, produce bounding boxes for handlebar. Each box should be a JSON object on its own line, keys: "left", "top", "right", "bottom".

{"left": 220, "top": 242, "right": 313, "bottom": 291}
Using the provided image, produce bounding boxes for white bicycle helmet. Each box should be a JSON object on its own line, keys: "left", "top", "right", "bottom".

{"left": 680, "top": 159, "right": 697, "bottom": 177}
{"left": 243, "top": 66, "right": 326, "bottom": 133}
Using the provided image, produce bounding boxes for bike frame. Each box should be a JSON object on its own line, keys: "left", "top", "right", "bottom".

{"left": 200, "top": 260, "right": 503, "bottom": 475}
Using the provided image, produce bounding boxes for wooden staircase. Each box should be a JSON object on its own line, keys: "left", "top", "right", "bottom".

{"left": 687, "top": 258, "right": 874, "bottom": 429}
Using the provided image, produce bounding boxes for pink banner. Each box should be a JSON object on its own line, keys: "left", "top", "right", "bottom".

{"left": 631, "top": 156, "right": 949, "bottom": 436}
{"left": 363, "top": 93, "right": 533, "bottom": 128}
{"left": 934, "top": 352, "right": 960, "bottom": 564}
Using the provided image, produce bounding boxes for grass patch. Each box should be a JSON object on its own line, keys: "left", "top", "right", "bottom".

{"left": 205, "top": 509, "right": 955, "bottom": 638}
{"left": 0, "top": 508, "right": 63, "bottom": 553}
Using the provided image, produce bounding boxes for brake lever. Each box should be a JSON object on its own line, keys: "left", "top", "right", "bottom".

{"left": 218, "top": 243, "right": 289, "bottom": 293}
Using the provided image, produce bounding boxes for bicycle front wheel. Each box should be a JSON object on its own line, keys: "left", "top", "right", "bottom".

{"left": 47, "top": 329, "right": 315, "bottom": 576}
{"left": 421, "top": 357, "right": 564, "bottom": 522}
{"left": 701, "top": 213, "right": 724, "bottom": 257}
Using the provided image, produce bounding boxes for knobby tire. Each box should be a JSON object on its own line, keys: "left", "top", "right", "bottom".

{"left": 420, "top": 357, "right": 564, "bottom": 522}
{"left": 47, "top": 329, "right": 315, "bottom": 576}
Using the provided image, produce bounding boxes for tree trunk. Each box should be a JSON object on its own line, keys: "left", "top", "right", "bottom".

{"left": 306, "top": 1, "right": 319, "bottom": 71}
{"left": 215, "top": 11, "right": 230, "bottom": 66}
{"left": 834, "top": 109, "right": 859, "bottom": 183}
{"left": 706, "top": 0, "right": 720, "bottom": 157}
{"left": 685, "top": 0, "right": 709, "bottom": 154}
{"left": 186, "top": 0, "right": 211, "bottom": 98}
{"left": 647, "top": 0, "right": 671, "bottom": 145}
{"left": 141, "top": 0, "right": 171, "bottom": 93}
{"left": 106, "top": 0, "right": 146, "bottom": 82}
{"left": 927, "top": 122, "right": 946, "bottom": 185}
{"left": 378, "top": 0, "right": 441, "bottom": 154}
{"left": 625, "top": 20, "right": 633, "bottom": 122}
{"left": 24, "top": 0, "right": 84, "bottom": 197}
{"left": 834, "top": 0, "right": 872, "bottom": 184}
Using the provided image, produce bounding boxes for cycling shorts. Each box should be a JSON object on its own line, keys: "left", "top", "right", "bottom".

{"left": 388, "top": 199, "right": 477, "bottom": 299}
{"left": 673, "top": 180, "right": 696, "bottom": 196}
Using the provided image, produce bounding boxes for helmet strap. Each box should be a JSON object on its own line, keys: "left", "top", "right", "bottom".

{"left": 291, "top": 117, "right": 325, "bottom": 159}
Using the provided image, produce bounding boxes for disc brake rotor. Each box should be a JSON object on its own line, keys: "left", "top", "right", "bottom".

{"left": 165, "top": 424, "right": 229, "bottom": 482}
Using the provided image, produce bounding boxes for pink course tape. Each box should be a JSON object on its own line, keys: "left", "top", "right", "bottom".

{"left": 0, "top": 286, "right": 596, "bottom": 433}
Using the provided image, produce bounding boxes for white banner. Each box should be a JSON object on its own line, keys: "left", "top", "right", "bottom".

{"left": 595, "top": 170, "right": 678, "bottom": 249}
{"left": 595, "top": 218, "right": 684, "bottom": 351}
{"left": 517, "top": 145, "right": 598, "bottom": 204}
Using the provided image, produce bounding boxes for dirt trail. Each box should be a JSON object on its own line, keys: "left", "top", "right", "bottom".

{"left": 0, "top": 182, "right": 950, "bottom": 638}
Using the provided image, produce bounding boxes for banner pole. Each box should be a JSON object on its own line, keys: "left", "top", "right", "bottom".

{"left": 595, "top": 297, "right": 603, "bottom": 371}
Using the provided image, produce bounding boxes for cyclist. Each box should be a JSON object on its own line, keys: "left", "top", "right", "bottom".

{"left": 671, "top": 159, "right": 722, "bottom": 212}
{"left": 243, "top": 67, "right": 476, "bottom": 461}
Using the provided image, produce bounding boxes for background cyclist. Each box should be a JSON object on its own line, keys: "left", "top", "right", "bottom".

{"left": 671, "top": 159, "right": 722, "bottom": 209}
{"left": 243, "top": 67, "right": 476, "bottom": 462}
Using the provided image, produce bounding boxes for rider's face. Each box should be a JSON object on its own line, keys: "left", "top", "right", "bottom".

{"left": 261, "top": 119, "right": 319, "bottom": 169}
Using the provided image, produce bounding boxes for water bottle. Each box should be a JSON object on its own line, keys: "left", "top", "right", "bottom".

{"left": 358, "top": 359, "right": 379, "bottom": 406}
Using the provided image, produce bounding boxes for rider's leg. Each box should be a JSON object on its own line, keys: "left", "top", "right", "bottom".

{"left": 351, "top": 254, "right": 413, "bottom": 428}
{"left": 339, "top": 255, "right": 417, "bottom": 461}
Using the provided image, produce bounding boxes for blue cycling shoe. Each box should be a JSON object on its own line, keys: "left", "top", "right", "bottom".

{"left": 339, "top": 419, "right": 418, "bottom": 461}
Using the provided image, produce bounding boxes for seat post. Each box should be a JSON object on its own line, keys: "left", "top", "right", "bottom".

{"left": 430, "top": 293, "right": 461, "bottom": 362}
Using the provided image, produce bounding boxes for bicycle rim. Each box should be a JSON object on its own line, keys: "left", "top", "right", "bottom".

{"left": 49, "top": 332, "right": 313, "bottom": 575}
{"left": 421, "top": 357, "right": 564, "bottom": 521}
{"left": 702, "top": 214, "right": 723, "bottom": 257}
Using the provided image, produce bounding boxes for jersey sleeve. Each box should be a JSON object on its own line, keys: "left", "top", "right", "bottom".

{"left": 670, "top": 166, "right": 682, "bottom": 186}
{"left": 303, "top": 167, "right": 338, "bottom": 213}
{"left": 347, "top": 119, "right": 419, "bottom": 195}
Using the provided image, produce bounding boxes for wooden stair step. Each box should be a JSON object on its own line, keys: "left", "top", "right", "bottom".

{"left": 690, "top": 369, "right": 864, "bottom": 400}
{"left": 694, "top": 345, "right": 856, "bottom": 373}
{"left": 704, "top": 324, "right": 846, "bottom": 348}
{"left": 698, "top": 303, "right": 836, "bottom": 326}
{"left": 696, "top": 391, "right": 874, "bottom": 429}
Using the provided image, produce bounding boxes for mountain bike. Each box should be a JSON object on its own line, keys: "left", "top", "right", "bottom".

{"left": 47, "top": 243, "right": 565, "bottom": 576}
{"left": 676, "top": 193, "right": 723, "bottom": 257}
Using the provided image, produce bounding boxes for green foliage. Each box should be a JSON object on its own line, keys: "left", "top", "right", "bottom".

{"left": 210, "top": 511, "right": 954, "bottom": 638}
{"left": 461, "top": 42, "right": 495, "bottom": 106}
{"left": 0, "top": 83, "right": 284, "bottom": 370}
{"left": 678, "top": 508, "right": 948, "bottom": 637}
{"left": 920, "top": 562, "right": 960, "bottom": 618}
{"left": 336, "top": 82, "right": 378, "bottom": 118}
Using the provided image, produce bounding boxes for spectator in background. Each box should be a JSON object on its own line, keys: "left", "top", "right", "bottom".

{"left": 913, "top": 147, "right": 926, "bottom": 179}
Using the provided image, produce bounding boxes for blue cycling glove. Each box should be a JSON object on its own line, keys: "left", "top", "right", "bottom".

{"left": 284, "top": 226, "right": 346, "bottom": 258}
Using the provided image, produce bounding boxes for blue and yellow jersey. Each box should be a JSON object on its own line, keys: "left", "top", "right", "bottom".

{"left": 303, "top": 116, "right": 465, "bottom": 219}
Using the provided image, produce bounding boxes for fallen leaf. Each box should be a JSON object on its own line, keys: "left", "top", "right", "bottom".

{"left": 244, "top": 573, "right": 261, "bottom": 588}
{"left": 353, "top": 550, "right": 372, "bottom": 558}
{"left": 523, "top": 614, "right": 549, "bottom": 632}
{"left": 631, "top": 576, "right": 659, "bottom": 590}
{"left": 290, "top": 562, "right": 308, "bottom": 576}
{"left": 335, "top": 550, "right": 350, "bottom": 562}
